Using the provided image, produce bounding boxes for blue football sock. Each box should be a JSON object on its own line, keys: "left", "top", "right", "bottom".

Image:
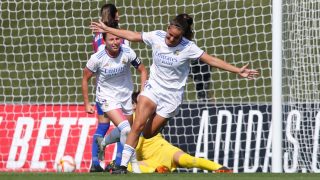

{"left": 115, "top": 142, "right": 123, "bottom": 166}
{"left": 92, "top": 122, "right": 110, "bottom": 166}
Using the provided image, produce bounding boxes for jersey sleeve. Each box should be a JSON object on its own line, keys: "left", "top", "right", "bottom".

{"left": 141, "top": 30, "right": 159, "bottom": 46}
{"left": 188, "top": 42, "right": 205, "bottom": 61}
{"left": 86, "top": 55, "right": 99, "bottom": 73}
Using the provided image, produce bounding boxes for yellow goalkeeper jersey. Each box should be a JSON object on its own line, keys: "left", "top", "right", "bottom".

{"left": 134, "top": 133, "right": 182, "bottom": 172}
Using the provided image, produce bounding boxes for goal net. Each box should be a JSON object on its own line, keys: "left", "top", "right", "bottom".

{"left": 281, "top": 0, "right": 320, "bottom": 173}
{"left": 0, "top": 0, "right": 318, "bottom": 173}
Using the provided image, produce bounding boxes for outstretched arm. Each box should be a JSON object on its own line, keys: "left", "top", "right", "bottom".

{"left": 90, "top": 20, "right": 143, "bottom": 42}
{"left": 200, "top": 52, "right": 259, "bottom": 79}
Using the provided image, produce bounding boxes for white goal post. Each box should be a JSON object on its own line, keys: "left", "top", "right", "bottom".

{"left": 272, "top": 0, "right": 283, "bottom": 173}
{"left": 0, "top": 0, "right": 320, "bottom": 173}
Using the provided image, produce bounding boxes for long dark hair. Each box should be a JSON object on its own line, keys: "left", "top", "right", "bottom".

{"left": 100, "top": 3, "right": 118, "bottom": 27}
{"left": 170, "top": 13, "right": 194, "bottom": 40}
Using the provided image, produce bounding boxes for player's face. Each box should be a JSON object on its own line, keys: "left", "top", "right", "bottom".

{"left": 105, "top": 33, "right": 121, "bottom": 56}
{"left": 165, "top": 25, "right": 183, "bottom": 47}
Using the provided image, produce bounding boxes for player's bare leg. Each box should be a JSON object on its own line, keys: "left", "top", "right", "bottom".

{"left": 142, "top": 114, "right": 167, "bottom": 139}
{"left": 113, "top": 96, "right": 156, "bottom": 174}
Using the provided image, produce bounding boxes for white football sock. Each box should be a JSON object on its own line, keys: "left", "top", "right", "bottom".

{"left": 117, "top": 120, "right": 131, "bottom": 145}
{"left": 121, "top": 144, "right": 134, "bottom": 167}
{"left": 130, "top": 151, "right": 141, "bottom": 173}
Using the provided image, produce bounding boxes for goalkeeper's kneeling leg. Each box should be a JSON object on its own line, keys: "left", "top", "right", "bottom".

{"left": 177, "top": 153, "right": 225, "bottom": 172}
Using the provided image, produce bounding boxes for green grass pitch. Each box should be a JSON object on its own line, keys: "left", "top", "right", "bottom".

{"left": 1, "top": 172, "right": 320, "bottom": 180}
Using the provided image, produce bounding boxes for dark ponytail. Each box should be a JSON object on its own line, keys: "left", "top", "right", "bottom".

{"left": 170, "top": 13, "right": 194, "bottom": 40}
{"left": 100, "top": 3, "right": 118, "bottom": 27}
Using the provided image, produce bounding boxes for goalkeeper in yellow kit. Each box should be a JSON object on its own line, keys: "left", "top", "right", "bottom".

{"left": 127, "top": 133, "right": 231, "bottom": 173}
{"left": 99, "top": 92, "right": 232, "bottom": 173}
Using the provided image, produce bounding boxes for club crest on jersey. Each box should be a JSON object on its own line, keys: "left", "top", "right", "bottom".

{"left": 121, "top": 58, "right": 127, "bottom": 64}
{"left": 104, "top": 62, "right": 109, "bottom": 67}
{"left": 174, "top": 50, "right": 180, "bottom": 55}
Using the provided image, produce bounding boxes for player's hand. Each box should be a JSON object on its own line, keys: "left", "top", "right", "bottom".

{"left": 85, "top": 104, "right": 95, "bottom": 114}
{"left": 238, "top": 63, "right": 259, "bottom": 79}
{"left": 90, "top": 20, "right": 108, "bottom": 33}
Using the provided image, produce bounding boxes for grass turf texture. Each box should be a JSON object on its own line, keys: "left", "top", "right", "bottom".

{"left": 1, "top": 173, "right": 320, "bottom": 180}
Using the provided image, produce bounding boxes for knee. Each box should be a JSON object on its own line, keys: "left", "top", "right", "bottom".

{"left": 98, "top": 115, "right": 110, "bottom": 123}
{"left": 132, "top": 121, "right": 145, "bottom": 134}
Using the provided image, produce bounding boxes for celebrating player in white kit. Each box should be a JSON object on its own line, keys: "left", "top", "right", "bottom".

{"left": 82, "top": 23, "right": 147, "bottom": 173}
{"left": 89, "top": 3, "right": 121, "bottom": 172}
{"left": 90, "top": 13, "right": 259, "bottom": 174}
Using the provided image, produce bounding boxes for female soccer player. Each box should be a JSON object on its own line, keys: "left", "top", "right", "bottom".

{"left": 127, "top": 133, "right": 232, "bottom": 173}
{"left": 84, "top": 23, "right": 147, "bottom": 173}
{"left": 90, "top": 13, "right": 259, "bottom": 174}
{"left": 90, "top": 4, "right": 143, "bottom": 172}
{"left": 89, "top": 3, "right": 120, "bottom": 172}
{"left": 102, "top": 92, "right": 232, "bottom": 173}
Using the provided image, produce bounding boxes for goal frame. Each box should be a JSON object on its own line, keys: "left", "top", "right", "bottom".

{"left": 271, "top": 0, "right": 283, "bottom": 173}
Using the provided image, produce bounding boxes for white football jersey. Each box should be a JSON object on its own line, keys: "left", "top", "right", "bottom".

{"left": 86, "top": 44, "right": 138, "bottom": 102}
{"left": 142, "top": 30, "right": 204, "bottom": 89}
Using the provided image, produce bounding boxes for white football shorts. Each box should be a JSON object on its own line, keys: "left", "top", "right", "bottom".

{"left": 96, "top": 96, "right": 133, "bottom": 115}
{"left": 140, "top": 80, "right": 183, "bottom": 118}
